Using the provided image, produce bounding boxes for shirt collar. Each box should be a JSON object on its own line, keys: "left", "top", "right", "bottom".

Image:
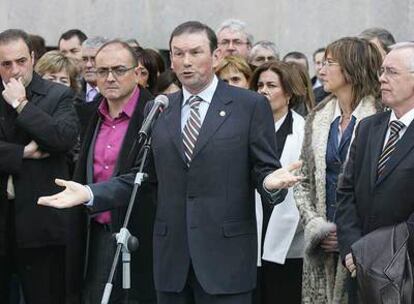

{"left": 389, "top": 107, "right": 414, "bottom": 128}
{"left": 98, "top": 86, "right": 140, "bottom": 120}
{"left": 274, "top": 112, "right": 288, "bottom": 132}
{"left": 182, "top": 75, "right": 218, "bottom": 106}
{"left": 331, "top": 98, "right": 363, "bottom": 123}
{"left": 86, "top": 82, "right": 99, "bottom": 93}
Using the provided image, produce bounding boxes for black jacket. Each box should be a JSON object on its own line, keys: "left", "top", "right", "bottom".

{"left": 72, "top": 86, "right": 157, "bottom": 302}
{"left": 351, "top": 222, "right": 413, "bottom": 303}
{"left": 0, "top": 73, "right": 79, "bottom": 251}
{"left": 336, "top": 111, "right": 414, "bottom": 259}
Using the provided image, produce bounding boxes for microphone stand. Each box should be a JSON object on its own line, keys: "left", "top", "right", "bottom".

{"left": 100, "top": 135, "right": 152, "bottom": 304}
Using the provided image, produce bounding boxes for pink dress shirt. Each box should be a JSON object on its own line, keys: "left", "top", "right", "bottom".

{"left": 93, "top": 87, "right": 140, "bottom": 224}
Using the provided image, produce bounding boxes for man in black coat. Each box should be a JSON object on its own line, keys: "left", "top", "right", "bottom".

{"left": 336, "top": 42, "right": 414, "bottom": 298}
{"left": 73, "top": 40, "right": 156, "bottom": 304}
{"left": 0, "top": 29, "right": 79, "bottom": 303}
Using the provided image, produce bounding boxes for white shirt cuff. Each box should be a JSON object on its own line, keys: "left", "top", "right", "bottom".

{"left": 84, "top": 185, "right": 94, "bottom": 207}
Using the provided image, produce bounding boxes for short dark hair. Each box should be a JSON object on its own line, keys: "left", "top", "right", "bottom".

{"left": 155, "top": 69, "right": 181, "bottom": 95}
{"left": 169, "top": 21, "right": 217, "bottom": 54}
{"left": 145, "top": 48, "right": 166, "bottom": 74}
{"left": 282, "top": 51, "right": 309, "bottom": 70}
{"left": 312, "top": 47, "right": 325, "bottom": 61}
{"left": 59, "top": 29, "right": 87, "bottom": 45}
{"left": 0, "top": 29, "right": 33, "bottom": 53}
{"left": 29, "top": 34, "right": 47, "bottom": 62}
{"left": 95, "top": 39, "right": 138, "bottom": 66}
{"left": 359, "top": 27, "right": 396, "bottom": 53}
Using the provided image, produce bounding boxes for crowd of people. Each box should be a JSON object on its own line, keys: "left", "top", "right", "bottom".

{"left": 0, "top": 18, "right": 413, "bottom": 304}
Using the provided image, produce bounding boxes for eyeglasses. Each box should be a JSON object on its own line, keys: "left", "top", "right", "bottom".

{"left": 321, "top": 60, "right": 340, "bottom": 67}
{"left": 218, "top": 39, "right": 249, "bottom": 47}
{"left": 95, "top": 66, "right": 136, "bottom": 78}
{"left": 377, "top": 66, "right": 414, "bottom": 79}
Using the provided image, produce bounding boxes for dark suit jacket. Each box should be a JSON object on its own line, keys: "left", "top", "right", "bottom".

{"left": 0, "top": 73, "right": 79, "bottom": 251}
{"left": 73, "top": 86, "right": 156, "bottom": 301}
{"left": 89, "top": 80, "right": 285, "bottom": 294}
{"left": 336, "top": 110, "right": 414, "bottom": 259}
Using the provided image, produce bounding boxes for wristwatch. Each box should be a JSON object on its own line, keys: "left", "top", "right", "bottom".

{"left": 11, "top": 96, "right": 26, "bottom": 109}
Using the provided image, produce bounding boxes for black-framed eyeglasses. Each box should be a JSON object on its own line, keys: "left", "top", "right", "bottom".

{"left": 95, "top": 66, "right": 136, "bottom": 78}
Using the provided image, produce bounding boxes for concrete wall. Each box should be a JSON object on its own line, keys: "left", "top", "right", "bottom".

{"left": 1, "top": 0, "right": 413, "bottom": 65}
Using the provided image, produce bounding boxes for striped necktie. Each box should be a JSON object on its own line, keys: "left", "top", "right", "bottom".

{"left": 182, "top": 95, "right": 203, "bottom": 166}
{"left": 377, "top": 120, "right": 405, "bottom": 177}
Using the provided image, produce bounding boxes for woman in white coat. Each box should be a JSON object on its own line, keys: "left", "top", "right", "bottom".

{"left": 250, "top": 61, "right": 307, "bottom": 304}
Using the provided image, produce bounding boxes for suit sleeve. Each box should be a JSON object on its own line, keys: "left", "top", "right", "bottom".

{"left": 16, "top": 88, "right": 79, "bottom": 152}
{"left": 0, "top": 140, "right": 24, "bottom": 174}
{"left": 249, "top": 95, "right": 286, "bottom": 204}
{"left": 87, "top": 102, "right": 157, "bottom": 213}
{"left": 335, "top": 122, "right": 363, "bottom": 260}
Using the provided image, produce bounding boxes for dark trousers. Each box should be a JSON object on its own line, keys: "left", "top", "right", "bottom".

{"left": 17, "top": 246, "right": 66, "bottom": 304}
{"left": 0, "top": 246, "right": 66, "bottom": 304}
{"left": 157, "top": 265, "right": 252, "bottom": 304}
{"left": 255, "top": 258, "right": 303, "bottom": 304}
{"left": 83, "top": 221, "right": 124, "bottom": 304}
{"left": 0, "top": 200, "right": 66, "bottom": 304}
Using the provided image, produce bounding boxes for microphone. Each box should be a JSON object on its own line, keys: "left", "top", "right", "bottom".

{"left": 138, "top": 95, "right": 169, "bottom": 138}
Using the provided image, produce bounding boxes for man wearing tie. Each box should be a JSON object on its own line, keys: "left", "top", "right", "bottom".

{"left": 336, "top": 42, "right": 414, "bottom": 292}
{"left": 38, "top": 21, "right": 302, "bottom": 304}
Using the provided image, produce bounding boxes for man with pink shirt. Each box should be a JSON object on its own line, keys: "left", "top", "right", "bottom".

{"left": 72, "top": 40, "right": 156, "bottom": 304}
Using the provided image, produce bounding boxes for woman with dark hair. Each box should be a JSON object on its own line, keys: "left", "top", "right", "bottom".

{"left": 155, "top": 69, "right": 181, "bottom": 95}
{"left": 145, "top": 48, "right": 166, "bottom": 75}
{"left": 135, "top": 48, "right": 158, "bottom": 94}
{"left": 293, "top": 37, "right": 383, "bottom": 303}
{"left": 286, "top": 61, "right": 316, "bottom": 116}
{"left": 250, "top": 61, "right": 305, "bottom": 304}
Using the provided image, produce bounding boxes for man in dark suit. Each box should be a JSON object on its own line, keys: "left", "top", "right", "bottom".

{"left": 74, "top": 40, "right": 156, "bottom": 304}
{"left": 39, "top": 21, "right": 302, "bottom": 304}
{"left": 0, "top": 29, "right": 79, "bottom": 304}
{"left": 336, "top": 42, "right": 414, "bottom": 285}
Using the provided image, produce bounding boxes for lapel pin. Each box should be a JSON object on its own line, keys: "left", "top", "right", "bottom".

{"left": 219, "top": 110, "right": 226, "bottom": 117}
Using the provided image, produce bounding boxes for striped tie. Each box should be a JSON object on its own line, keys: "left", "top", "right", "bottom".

{"left": 377, "top": 120, "right": 405, "bottom": 177}
{"left": 183, "top": 95, "right": 202, "bottom": 166}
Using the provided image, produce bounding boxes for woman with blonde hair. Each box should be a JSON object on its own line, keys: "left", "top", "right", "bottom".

{"left": 215, "top": 55, "right": 252, "bottom": 89}
{"left": 35, "top": 50, "right": 80, "bottom": 93}
{"left": 293, "top": 37, "right": 383, "bottom": 303}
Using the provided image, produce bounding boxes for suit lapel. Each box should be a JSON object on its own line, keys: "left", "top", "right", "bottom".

{"left": 86, "top": 118, "right": 101, "bottom": 184}
{"left": 191, "top": 83, "right": 232, "bottom": 160}
{"left": 370, "top": 113, "right": 389, "bottom": 188}
{"left": 164, "top": 91, "right": 187, "bottom": 164}
{"left": 377, "top": 117, "right": 414, "bottom": 185}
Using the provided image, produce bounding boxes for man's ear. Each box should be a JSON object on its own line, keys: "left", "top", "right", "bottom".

{"left": 170, "top": 51, "right": 174, "bottom": 70}
{"left": 212, "top": 48, "right": 222, "bottom": 68}
{"left": 30, "top": 51, "right": 35, "bottom": 66}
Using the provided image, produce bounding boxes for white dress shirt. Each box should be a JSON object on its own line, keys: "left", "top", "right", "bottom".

{"left": 383, "top": 108, "right": 414, "bottom": 149}
{"left": 180, "top": 76, "right": 218, "bottom": 130}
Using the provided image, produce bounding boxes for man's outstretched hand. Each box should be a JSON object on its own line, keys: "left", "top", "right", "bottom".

{"left": 264, "top": 161, "right": 304, "bottom": 191}
{"left": 38, "top": 179, "right": 91, "bottom": 209}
